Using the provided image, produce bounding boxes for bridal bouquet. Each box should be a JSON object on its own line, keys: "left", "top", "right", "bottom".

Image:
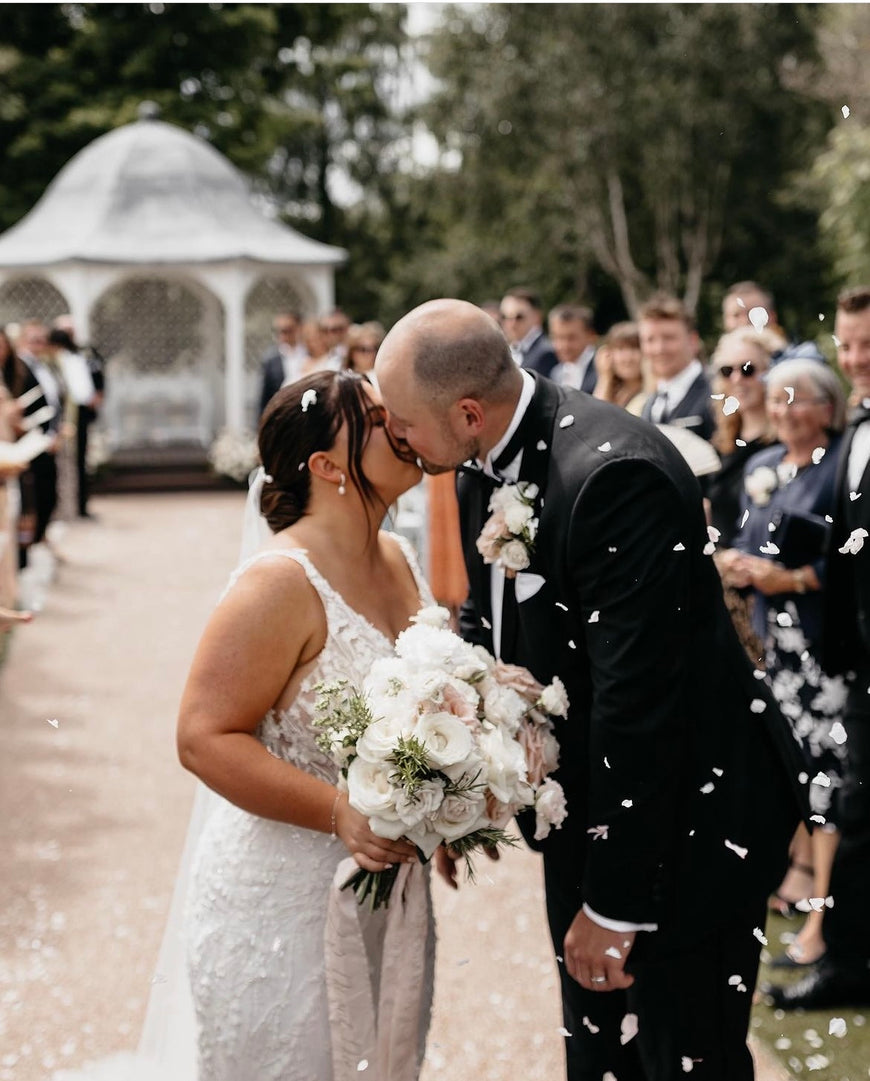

{"left": 313, "top": 605, "right": 568, "bottom": 908}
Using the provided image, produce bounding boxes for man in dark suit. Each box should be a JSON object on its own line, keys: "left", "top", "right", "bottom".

{"left": 640, "top": 295, "right": 714, "bottom": 441}
{"left": 500, "top": 287, "right": 558, "bottom": 378}
{"left": 16, "top": 320, "right": 63, "bottom": 566}
{"left": 258, "top": 311, "right": 307, "bottom": 418}
{"left": 376, "top": 299, "right": 807, "bottom": 1081}
{"left": 548, "top": 303, "right": 599, "bottom": 394}
{"left": 768, "top": 286, "right": 870, "bottom": 1009}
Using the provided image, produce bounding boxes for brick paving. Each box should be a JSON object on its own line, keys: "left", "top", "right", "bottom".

{"left": 0, "top": 492, "right": 786, "bottom": 1081}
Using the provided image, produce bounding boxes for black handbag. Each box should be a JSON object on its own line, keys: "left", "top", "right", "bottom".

{"left": 771, "top": 509, "right": 831, "bottom": 568}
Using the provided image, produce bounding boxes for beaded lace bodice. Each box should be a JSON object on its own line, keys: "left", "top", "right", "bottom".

{"left": 222, "top": 535, "right": 433, "bottom": 784}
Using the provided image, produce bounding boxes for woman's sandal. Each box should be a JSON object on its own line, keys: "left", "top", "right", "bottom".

{"left": 768, "top": 860, "right": 815, "bottom": 919}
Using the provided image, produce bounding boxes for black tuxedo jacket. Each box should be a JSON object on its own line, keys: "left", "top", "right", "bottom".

{"left": 458, "top": 376, "right": 806, "bottom": 946}
{"left": 641, "top": 369, "right": 715, "bottom": 441}
{"left": 822, "top": 417, "right": 870, "bottom": 676}
{"left": 520, "top": 331, "right": 558, "bottom": 379}
{"left": 259, "top": 350, "right": 285, "bottom": 418}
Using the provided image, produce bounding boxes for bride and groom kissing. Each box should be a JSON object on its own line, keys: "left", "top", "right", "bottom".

{"left": 161, "top": 299, "right": 807, "bottom": 1081}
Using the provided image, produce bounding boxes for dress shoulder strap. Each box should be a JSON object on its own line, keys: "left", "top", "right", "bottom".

{"left": 218, "top": 548, "right": 333, "bottom": 604}
{"left": 389, "top": 532, "right": 435, "bottom": 608}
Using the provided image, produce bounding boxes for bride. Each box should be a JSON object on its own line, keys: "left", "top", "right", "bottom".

{"left": 58, "top": 369, "right": 435, "bottom": 1081}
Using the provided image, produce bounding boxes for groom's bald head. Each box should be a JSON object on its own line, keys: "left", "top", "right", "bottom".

{"left": 376, "top": 299, "right": 519, "bottom": 408}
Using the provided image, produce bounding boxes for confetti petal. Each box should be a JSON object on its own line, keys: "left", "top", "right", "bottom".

{"left": 620, "top": 1014, "right": 639, "bottom": 1045}
{"left": 723, "top": 396, "right": 740, "bottom": 416}
{"left": 725, "top": 839, "right": 748, "bottom": 859}
{"left": 559, "top": 415, "right": 575, "bottom": 429}
{"left": 588, "top": 610, "right": 600, "bottom": 624}
{"left": 597, "top": 441, "right": 612, "bottom": 452}
{"left": 301, "top": 388, "right": 318, "bottom": 412}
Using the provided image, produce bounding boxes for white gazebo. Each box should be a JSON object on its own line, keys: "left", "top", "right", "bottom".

{"left": 0, "top": 105, "right": 345, "bottom": 454}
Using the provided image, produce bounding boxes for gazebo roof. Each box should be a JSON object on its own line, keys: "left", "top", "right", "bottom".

{"left": 0, "top": 112, "right": 346, "bottom": 268}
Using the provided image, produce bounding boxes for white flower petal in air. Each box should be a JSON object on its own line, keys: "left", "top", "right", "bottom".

{"left": 735, "top": 438, "right": 746, "bottom": 448}
{"left": 605, "top": 946, "right": 623, "bottom": 959}
{"left": 748, "top": 307, "right": 769, "bottom": 330}
{"left": 555, "top": 601, "right": 568, "bottom": 611}
{"left": 703, "top": 542, "right": 716, "bottom": 556}
{"left": 707, "top": 526, "right": 721, "bottom": 543}
{"left": 582, "top": 1016, "right": 600, "bottom": 1034}
{"left": 723, "top": 396, "right": 740, "bottom": 416}
{"left": 850, "top": 491, "right": 862, "bottom": 502}
{"left": 784, "top": 386, "right": 795, "bottom": 405}
{"left": 301, "top": 388, "right": 318, "bottom": 412}
{"left": 712, "top": 767, "right": 724, "bottom": 776}
{"left": 725, "top": 839, "right": 748, "bottom": 859}
{"left": 682, "top": 1057, "right": 695, "bottom": 1073}
{"left": 537, "top": 440, "right": 547, "bottom": 451}
{"left": 811, "top": 771, "right": 832, "bottom": 788}
{"left": 839, "top": 527, "right": 869, "bottom": 554}
{"left": 621, "top": 798, "right": 633, "bottom": 809}
{"left": 673, "top": 542, "right": 686, "bottom": 552}
{"left": 588, "top": 610, "right": 600, "bottom": 624}
{"left": 810, "top": 814, "right": 827, "bottom": 825}
{"left": 559, "top": 415, "right": 575, "bottom": 429}
{"left": 759, "top": 541, "right": 780, "bottom": 555}
{"left": 587, "top": 825, "right": 609, "bottom": 841}
{"left": 620, "top": 1014, "right": 639, "bottom": 1045}
{"left": 558, "top": 1026, "right": 573, "bottom": 1038}
{"left": 776, "top": 611, "right": 793, "bottom": 628}
{"left": 750, "top": 699, "right": 767, "bottom": 714}
{"left": 842, "top": 105, "right": 851, "bottom": 118}
{"left": 700, "top": 782, "right": 715, "bottom": 794}
{"left": 753, "top": 928, "right": 768, "bottom": 945}
{"left": 597, "top": 441, "right": 612, "bottom": 452}
{"left": 812, "top": 447, "right": 826, "bottom": 464}
{"left": 829, "top": 1017, "right": 847, "bottom": 1038}
{"left": 830, "top": 721, "right": 847, "bottom": 745}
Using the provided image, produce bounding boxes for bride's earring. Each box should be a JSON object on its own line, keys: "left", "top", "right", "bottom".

{"left": 338, "top": 473, "right": 346, "bottom": 496}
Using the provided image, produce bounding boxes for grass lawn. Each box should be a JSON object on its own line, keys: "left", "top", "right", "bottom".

{"left": 751, "top": 911, "right": 870, "bottom": 1079}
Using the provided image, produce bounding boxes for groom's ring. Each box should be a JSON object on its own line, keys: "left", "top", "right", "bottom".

{"left": 591, "top": 976, "right": 607, "bottom": 984}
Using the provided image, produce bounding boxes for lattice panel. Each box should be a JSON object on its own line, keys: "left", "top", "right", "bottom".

{"left": 92, "top": 276, "right": 214, "bottom": 375}
{"left": 245, "top": 275, "right": 309, "bottom": 372}
{"left": 0, "top": 277, "right": 69, "bottom": 329}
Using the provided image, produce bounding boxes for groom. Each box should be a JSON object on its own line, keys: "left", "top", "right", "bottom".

{"left": 376, "top": 299, "right": 808, "bottom": 1081}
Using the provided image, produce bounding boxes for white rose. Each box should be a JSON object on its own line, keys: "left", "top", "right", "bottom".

{"left": 356, "top": 714, "right": 413, "bottom": 764}
{"left": 414, "top": 710, "right": 475, "bottom": 768}
{"left": 394, "top": 778, "right": 446, "bottom": 828}
{"left": 347, "top": 756, "right": 401, "bottom": 822}
{"left": 395, "top": 623, "right": 476, "bottom": 673}
{"left": 411, "top": 605, "right": 452, "bottom": 629}
{"left": 483, "top": 683, "right": 528, "bottom": 734}
{"left": 479, "top": 726, "right": 532, "bottom": 806}
{"left": 438, "top": 751, "right": 485, "bottom": 787}
{"left": 504, "top": 500, "right": 534, "bottom": 534}
{"left": 430, "top": 790, "right": 489, "bottom": 842}
{"left": 534, "top": 779, "right": 568, "bottom": 841}
{"left": 499, "top": 539, "right": 531, "bottom": 573}
{"left": 489, "top": 485, "right": 518, "bottom": 514}
{"left": 539, "top": 677, "right": 569, "bottom": 718}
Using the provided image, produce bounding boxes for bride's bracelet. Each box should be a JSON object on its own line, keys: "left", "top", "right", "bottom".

{"left": 329, "top": 791, "right": 343, "bottom": 840}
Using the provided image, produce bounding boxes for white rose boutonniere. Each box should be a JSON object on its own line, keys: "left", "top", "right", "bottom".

{"left": 476, "top": 481, "right": 539, "bottom": 578}
{"left": 744, "top": 465, "right": 779, "bottom": 507}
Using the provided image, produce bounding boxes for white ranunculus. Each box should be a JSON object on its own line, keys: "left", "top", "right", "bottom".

{"left": 394, "top": 779, "right": 446, "bottom": 828}
{"left": 414, "top": 710, "right": 475, "bottom": 768}
{"left": 483, "top": 683, "right": 528, "bottom": 734}
{"left": 534, "top": 779, "right": 568, "bottom": 841}
{"left": 430, "top": 789, "right": 489, "bottom": 842}
{"left": 504, "top": 500, "right": 535, "bottom": 534}
{"left": 356, "top": 714, "right": 414, "bottom": 764}
{"left": 499, "top": 538, "right": 531, "bottom": 573}
{"left": 395, "top": 623, "right": 478, "bottom": 674}
{"left": 347, "top": 756, "right": 401, "bottom": 821}
{"left": 539, "top": 676, "right": 569, "bottom": 718}
{"left": 410, "top": 605, "right": 452, "bottom": 629}
{"left": 479, "top": 726, "right": 531, "bottom": 805}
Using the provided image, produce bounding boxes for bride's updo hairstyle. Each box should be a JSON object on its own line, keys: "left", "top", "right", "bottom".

{"left": 258, "top": 369, "right": 380, "bottom": 532}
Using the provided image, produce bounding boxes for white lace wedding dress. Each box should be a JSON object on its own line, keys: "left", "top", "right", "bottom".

{"left": 54, "top": 537, "right": 435, "bottom": 1081}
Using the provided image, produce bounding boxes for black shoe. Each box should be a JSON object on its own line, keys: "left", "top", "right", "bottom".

{"left": 764, "top": 960, "right": 870, "bottom": 1010}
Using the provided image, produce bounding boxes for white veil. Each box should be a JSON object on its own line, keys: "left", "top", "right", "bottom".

{"left": 53, "top": 468, "right": 273, "bottom": 1081}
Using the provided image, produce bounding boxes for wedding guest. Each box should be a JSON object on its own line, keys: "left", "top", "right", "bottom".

{"left": 0, "top": 381, "right": 31, "bottom": 631}
{"left": 14, "top": 321, "right": 63, "bottom": 566}
{"left": 344, "top": 321, "right": 385, "bottom": 376}
{"left": 258, "top": 310, "right": 307, "bottom": 417}
{"left": 298, "top": 320, "right": 335, "bottom": 374}
{"left": 768, "top": 286, "right": 870, "bottom": 1008}
{"left": 320, "top": 307, "right": 351, "bottom": 367}
{"left": 639, "top": 294, "right": 715, "bottom": 440}
{"left": 548, "top": 304, "right": 598, "bottom": 393}
{"left": 719, "top": 359, "right": 848, "bottom": 967}
{"left": 722, "top": 280, "right": 826, "bottom": 367}
{"left": 592, "top": 322, "right": 649, "bottom": 416}
{"left": 707, "top": 327, "right": 777, "bottom": 546}
{"left": 499, "top": 287, "right": 558, "bottom": 377}
{"left": 47, "top": 328, "right": 97, "bottom": 522}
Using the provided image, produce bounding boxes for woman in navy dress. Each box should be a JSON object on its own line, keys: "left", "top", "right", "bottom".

{"left": 719, "top": 358, "right": 848, "bottom": 966}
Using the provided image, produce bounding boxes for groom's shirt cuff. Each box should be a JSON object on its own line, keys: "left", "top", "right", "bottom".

{"left": 583, "top": 903, "right": 658, "bottom": 934}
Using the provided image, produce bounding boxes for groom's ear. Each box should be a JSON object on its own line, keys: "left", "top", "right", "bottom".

{"left": 455, "top": 397, "right": 485, "bottom": 436}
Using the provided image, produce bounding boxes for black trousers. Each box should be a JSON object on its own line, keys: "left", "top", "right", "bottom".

{"left": 825, "top": 665, "right": 870, "bottom": 968}
{"left": 543, "top": 856, "right": 765, "bottom": 1081}
{"left": 76, "top": 405, "right": 95, "bottom": 515}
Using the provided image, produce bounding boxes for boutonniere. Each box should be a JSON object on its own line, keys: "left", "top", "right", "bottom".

{"left": 476, "top": 482, "right": 539, "bottom": 577}
{"left": 744, "top": 465, "right": 779, "bottom": 507}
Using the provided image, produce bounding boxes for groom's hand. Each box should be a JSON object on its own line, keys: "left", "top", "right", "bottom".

{"left": 563, "top": 910, "right": 636, "bottom": 992}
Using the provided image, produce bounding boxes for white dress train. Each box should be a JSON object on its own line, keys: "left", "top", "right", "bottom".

{"left": 53, "top": 536, "right": 435, "bottom": 1081}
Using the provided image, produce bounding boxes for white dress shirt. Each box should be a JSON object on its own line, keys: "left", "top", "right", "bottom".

{"left": 848, "top": 414, "right": 870, "bottom": 493}
{"left": 552, "top": 345, "right": 596, "bottom": 391}
{"left": 650, "top": 358, "right": 702, "bottom": 422}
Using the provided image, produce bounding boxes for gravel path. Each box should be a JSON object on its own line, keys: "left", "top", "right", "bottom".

{"left": 0, "top": 492, "right": 786, "bottom": 1081}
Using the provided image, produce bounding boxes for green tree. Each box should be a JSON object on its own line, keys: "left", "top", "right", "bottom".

{"left": 409, "top": 3, "right": 830, "bottom": 333}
